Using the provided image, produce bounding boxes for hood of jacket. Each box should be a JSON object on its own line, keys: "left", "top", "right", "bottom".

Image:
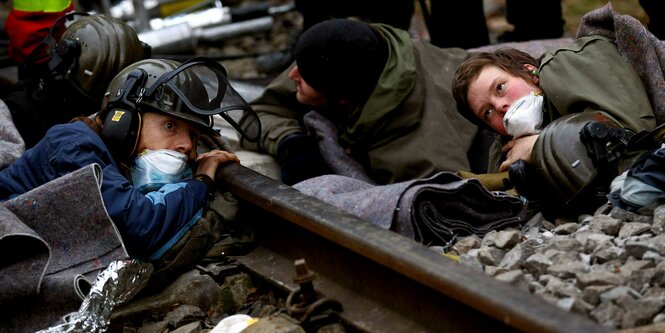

{"left": 341, "top": 24, "right": 417, "bottom": 145}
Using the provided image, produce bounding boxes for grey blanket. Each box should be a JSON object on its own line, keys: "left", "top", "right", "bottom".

{"left": 0, "top": 164, "right": 128, "bottom": 333}
{"left": 294, "top": 172, "right": 526, "bottom": 245}
{"left": 577, "top": 3, "right": 665, "bottom": 125}
{"left": 0, "top": 99, "right": 25, "bottom": 168}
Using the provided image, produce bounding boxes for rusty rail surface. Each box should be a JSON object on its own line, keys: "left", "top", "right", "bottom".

{"left": 216, "top": 164, "right": 605, "bottom": 332}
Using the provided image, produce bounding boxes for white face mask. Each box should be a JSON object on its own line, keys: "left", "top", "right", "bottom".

{"left": 503, "top": 91, "right": 544, "bottom": 138}
{"left": 130, "top": 149, "right": 193, "bottom": 193}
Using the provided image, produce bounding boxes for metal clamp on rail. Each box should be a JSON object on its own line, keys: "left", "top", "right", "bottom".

{"left": 285, "top": 259, "right": 342, "bottom": 325}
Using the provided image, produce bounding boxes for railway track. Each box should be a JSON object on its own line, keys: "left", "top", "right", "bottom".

{"left": 216, "top": 163, "right": 607, "bottom": 332}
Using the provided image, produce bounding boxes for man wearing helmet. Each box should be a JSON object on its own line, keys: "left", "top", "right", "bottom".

{"left": 2, "top": 13, "right": 149, "bottom": 148}
{"left": 0, "top": 58, "right": 259, "bottom": 289}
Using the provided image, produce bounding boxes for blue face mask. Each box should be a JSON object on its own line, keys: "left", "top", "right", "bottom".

{"left": 130, "top": 149, "right": 193, "bottom": 194}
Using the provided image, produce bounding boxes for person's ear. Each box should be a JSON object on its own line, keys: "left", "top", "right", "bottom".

{"left": 523, "top": 64, "right": 539, "bottom": 85}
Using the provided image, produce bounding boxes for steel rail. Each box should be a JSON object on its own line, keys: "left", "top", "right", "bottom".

{"left": 216, "top": 164, "right": 606, "bottom": 332}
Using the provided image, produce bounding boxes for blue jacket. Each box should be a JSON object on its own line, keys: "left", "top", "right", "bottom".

{"left": 0, "top": 121, "right": 209, "bottom": 259}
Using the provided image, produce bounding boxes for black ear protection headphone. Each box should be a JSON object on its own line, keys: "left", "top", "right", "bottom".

{"left": 100, "top": 68, "right": 148, "bottom": 161}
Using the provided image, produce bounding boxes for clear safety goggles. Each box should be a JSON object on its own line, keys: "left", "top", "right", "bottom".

{"left": 141, "top": 57, "right": 261, "bottom": 142}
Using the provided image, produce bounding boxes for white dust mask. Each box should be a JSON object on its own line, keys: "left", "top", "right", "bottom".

{"left": 130, "top": 149, "right": 193, "bottom": 193}
{"left": 503, "top": 91, "right": 544, "bottom": 138}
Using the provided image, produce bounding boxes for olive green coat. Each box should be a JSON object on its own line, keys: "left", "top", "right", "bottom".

{"left": 243, "top": 24, "right": 477, "bottom": 184}
{"left": 488, "top": 35, "right": 656, "bottom": 172}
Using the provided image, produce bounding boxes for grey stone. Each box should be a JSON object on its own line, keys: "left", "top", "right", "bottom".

{"left": 643, "top": 251, "right": 663, "bottom": 261}
{"left": 459, "top": 252, "right": 484, "bottom": 272}
{"left": 112, "top": 270, "right": 225, "bottom": 323}
{"left": 138, "top": 321, "right": 169, "bottom": 333}
{"left": 610, "top": 207, "right": 653, "bottom": 223}
{"left": 589, "top": 215, "right": 623, "bottom": 236}
{"left": 477, "top": 247, "right": 506, "bottom": 266}
{"left": 498, "top": 243, "right": 528, "bottom": 270}
{"left": 590, "top": 301, "right": 624, "bottom": 330}
{"left": 625, "top": 238, "right": 660, "bottom": 259}
{"left": 652, "top": 261, "right": 665, "bottom": 285}
{"left": 599, "top": 286, "right": 641, "bottom": 303}
{"left": 544, "top": 236, "right": 584, "bottom": 253}
{"left": 619, "top": 260, "right": 655, "bottom": 277}
{"left": 541, "top": 275, "right": 580, "bottom": 299}
{"left": 644, "top": 287, "right": 665, "bottom": 298}
{"left": 164, "top": 304, "right": 205, "bottom": 328}
{"left": 625, "top": 268, "right": 656, "bottom": 295}
{"left": 547, "top": 261, "right": 589, "bottom": 279}
{"left": 542, "top": 249, "right": 570, "bottom": 263}
{"left": 619, "top": 222, "right": 653, "bottom": 238}
{"left": 555, "top": 217, "right": 576, "bottom": 227}
{"left": 495, "top": 270, "right": 530, "bottom": 292}
{"left": 652, "top": 205, "right": 665, "bottom": 234}
{"left": 171, "top": 321, "right": 201, "bottom": 333}
{"left": 576, "top": 271, "right": 623, "bottom": 288}
{"left": 553, "top": 223, "right": 580, "bottom": 235}
{"left": 484, "top": 265, "right": 509, "bottom": 277}
{"left": 653, "top": 313, "right": 665, "bottom": 323}
{"left": 524, "top": 253, "right": 553, "bottom": 277}
{"left": 577, "top": 232, "right": 613, "bottom": 254}
{"left": 451, "top": 235, "right": 481, "bottom": 254}
{"left": 541, "top": 220, "right": 557, "bottom": 231}
{"left": 556, "top": 297, "right": 594, "bottom": 315}
{"left": 581, "top": 285, "right": 614, "bottom": 306}
{"left": 219, "top": 273, "right": 255, "bottom": 313}
{"left": 622, "top": 298, "right": 665, "bottom": 329}
{"left": 481, "top": 230, "right": 499, "bottom": 247}
{"left": 591, "top": 245, "right": 626, "bottom": 264}
{"left": 494, "top": 229, "right": 523, "bottom": 249}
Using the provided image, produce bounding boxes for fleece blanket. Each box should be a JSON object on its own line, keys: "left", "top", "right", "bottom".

{"left": 0, "top": 99, "right": 25, "bottom": 168}
{"left": 0, "top": 164, "right": 128, "bottom": 333}
{"left": 294, "top": 172, "right": 526, "bottom": 245}
{"left": 576, "top": 3, "right": 665, "bottom": 125}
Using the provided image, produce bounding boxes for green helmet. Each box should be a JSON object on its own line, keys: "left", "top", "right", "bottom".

{"left": 511, "top": 112, "right": 628, "bottom": 217}
{"left": 100, "top": 58, "right": 260, "bottom": 159}
{"left": 105, "top": 58, "right": 214, "bottom": 129}
{"left": 58, "top": 14, "right": 147, "bottom": 103}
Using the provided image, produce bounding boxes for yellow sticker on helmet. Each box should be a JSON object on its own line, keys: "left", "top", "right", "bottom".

{"left": 111, "top": 110, "right": 126, "bottom": 122}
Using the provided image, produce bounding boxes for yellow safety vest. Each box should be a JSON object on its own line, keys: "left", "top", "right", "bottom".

{"left": 12, "top": 0, "right": 72, "bottom": 13}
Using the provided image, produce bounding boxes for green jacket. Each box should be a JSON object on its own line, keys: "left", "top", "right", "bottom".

{"left": 244, "top": 24, "right": 477, "bottom": 184}
{"left": 488, "top": 35, "right": 656, "bottom": 172}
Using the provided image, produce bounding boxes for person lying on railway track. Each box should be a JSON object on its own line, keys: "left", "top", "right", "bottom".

{"left": 0, "top": 57, "right": 260, "bottom": 290}
{"left": 451, "top": 7, "right": 660, "bottom": 217}
{"left": 2, "top": 13, "right": 149, "bottom": 149}
{"left": 241, "top": 18, "right": 480, "bottom": 185}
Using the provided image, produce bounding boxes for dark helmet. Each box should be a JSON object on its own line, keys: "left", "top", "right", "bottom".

{"left": 100, "top": 58, "right": 260, "bottom": 159}
{"left": 52, "top": 13, "right": 147, "bottom": 103}
{"left": 510, "top": 112, "right": 628, "bottom": 217}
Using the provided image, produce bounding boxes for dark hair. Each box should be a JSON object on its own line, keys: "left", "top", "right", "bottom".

{"left": 451, "top": 48, "right": 539, "bottom": 127}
